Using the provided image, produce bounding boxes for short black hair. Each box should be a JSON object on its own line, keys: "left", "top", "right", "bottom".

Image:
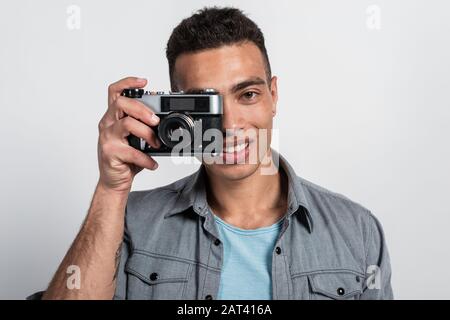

{"left": 166, "top": 6, "right": 272, "bottom": 91}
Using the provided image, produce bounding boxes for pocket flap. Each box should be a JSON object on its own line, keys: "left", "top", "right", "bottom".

{"left": 308, "top": 272, "right": 363, "bottom": 299}
{"left": 125, "top": 252, "right": 190, "bottom": 285}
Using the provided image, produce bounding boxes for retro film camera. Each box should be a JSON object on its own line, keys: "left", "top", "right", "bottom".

{"left": 121, "top": 88, "right": 223, "bottom": 156}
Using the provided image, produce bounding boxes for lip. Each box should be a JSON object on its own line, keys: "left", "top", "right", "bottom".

{"left": 220, "top": 139, "right": 253, "bottom": 164}
{"left": 223, "top": 138, "right": 248, "bottom": 147}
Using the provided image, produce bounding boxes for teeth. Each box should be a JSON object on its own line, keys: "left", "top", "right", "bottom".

{"left": 224, "top": 142, "right": 248, "bottom": 154}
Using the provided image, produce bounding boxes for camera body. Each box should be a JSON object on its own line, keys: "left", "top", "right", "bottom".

{"left": 121, "top": 88, "right": 223, "bottom": 156}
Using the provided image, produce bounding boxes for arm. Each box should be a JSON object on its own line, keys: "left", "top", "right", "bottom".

{"left": 360, "top": 213, "right": 394, "bottom": 300}
{"left": 42, "top": 184, "right": 128, "bottom": 299}
{"left": 42, "top": 77, "right": 161, "bottom": 299}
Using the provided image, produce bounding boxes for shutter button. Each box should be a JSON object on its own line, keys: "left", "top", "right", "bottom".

{"left": 150, "top": 272, "right": 159, "bottom": 281}
{"left": 337, "top": 287, "right": 345, "bottom": 296}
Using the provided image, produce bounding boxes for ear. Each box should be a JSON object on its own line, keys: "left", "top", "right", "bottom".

{"left": 270, "top": 76, "right": 278, "bottom": 117}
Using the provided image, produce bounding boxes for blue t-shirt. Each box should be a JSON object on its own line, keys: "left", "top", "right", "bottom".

{"left": 213, "top": 214, "right": 283, "bottom": 300}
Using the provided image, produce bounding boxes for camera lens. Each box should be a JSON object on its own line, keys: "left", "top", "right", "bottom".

{"left": 158, "top": 113, "right": 195, "bottom": 148}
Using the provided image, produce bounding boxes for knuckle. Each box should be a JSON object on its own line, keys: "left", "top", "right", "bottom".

{"left": 115, "top": 96, "right": 129, "bottom": 113}
{"left": 99, "top": 142, "right": 113, "bottom": 157}
{"left": 99, "top": 126, "right": 114, "bottom": 144}
{"left": 106, "top": 156, "right": 116, "bottom": 168}
{"left": 98, "top": 115, "right": 110, "bottom": 131}
{"left": 122, "top": 116, "right": 133, "bottom": 129}
{"left": 108, "top": 83, "right": 116, "bottom": 93}
{"left": 114, "top": 95, "right": 124, "bottom": 107}
{"left": 98, "top": 130, "right": 106, "bottom": 143}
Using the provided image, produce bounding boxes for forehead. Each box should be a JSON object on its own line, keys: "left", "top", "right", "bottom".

{"left": 173, "top": 42, "right": 267, "bottom": 91}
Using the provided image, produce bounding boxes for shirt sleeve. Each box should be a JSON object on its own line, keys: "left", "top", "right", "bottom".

{"left": 26, "top": 291, "right": 45, "bottom": 300}
{"left": 360, "top": 212, "right": 394, "bottom": 299}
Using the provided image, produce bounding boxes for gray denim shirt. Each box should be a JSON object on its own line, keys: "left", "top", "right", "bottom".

{"left": 114, "top": 152, "right": 393, "bottom": 300}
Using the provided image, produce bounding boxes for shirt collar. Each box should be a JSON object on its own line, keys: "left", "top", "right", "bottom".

{"left": 164, "top": 150, "right": 313, "bottom": 233}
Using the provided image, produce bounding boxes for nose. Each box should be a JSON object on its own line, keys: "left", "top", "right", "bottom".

{"left": 221, "top": 97, "right": 245, "bottom": 134}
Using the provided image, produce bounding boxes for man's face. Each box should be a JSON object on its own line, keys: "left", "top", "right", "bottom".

{"left": 173, "top": 42, "right": 278, "bottom": 181}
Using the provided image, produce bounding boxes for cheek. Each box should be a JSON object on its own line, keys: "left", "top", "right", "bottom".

{"left": 241, "top": 103, "right": 274, "bottom": 129}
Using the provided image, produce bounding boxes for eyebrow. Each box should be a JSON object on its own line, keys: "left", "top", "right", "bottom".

{"left": 184, "top": 76, "right": 267, "bottom": 94}
{"left": 230, "top": 77, "right": 267, "bottom": 93}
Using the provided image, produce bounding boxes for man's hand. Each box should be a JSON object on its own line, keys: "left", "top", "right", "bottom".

{"left": 42, "top": 77, "right": 159, "bottom": 299}
{"left": 98, "top": 76, "right": 161, "bottom": 193}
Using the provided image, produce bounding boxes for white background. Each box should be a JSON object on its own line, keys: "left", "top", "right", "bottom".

{"left": 1, "top": 0, "right": 449, "bottom": 299}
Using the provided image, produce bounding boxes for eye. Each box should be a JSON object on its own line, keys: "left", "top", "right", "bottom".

{"left": 241, "top": 91, "right": 259, "bottom": 101}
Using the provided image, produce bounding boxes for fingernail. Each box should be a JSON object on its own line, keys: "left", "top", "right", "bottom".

{"left": 137, "top": 77, "right": 146, "bottom": 83}
{"left": 151, "top": 114, "right": 160, "bottom": 123}
{"left": 152, "top": 162, "right": 159, "bottom": 170}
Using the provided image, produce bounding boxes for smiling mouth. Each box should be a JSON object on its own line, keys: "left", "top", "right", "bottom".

{"left": 218, "top": 138, "right": 255, "bottom": 164}
{"left": 223, "top": 140, "right": 250, "bottom": 154}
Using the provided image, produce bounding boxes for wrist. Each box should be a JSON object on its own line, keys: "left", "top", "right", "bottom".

{"left": 86, "top": 181, "right": 130, "bottom": 225}
{"left": 96, "top": 180, "right": 131, "bottom": 198}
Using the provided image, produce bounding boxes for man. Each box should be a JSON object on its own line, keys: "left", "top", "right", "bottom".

{"left": 35, "top": 6, "right": 393, "bottom": 300}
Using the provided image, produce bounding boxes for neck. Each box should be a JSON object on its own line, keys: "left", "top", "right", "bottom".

{"left": 205, "top": 151, "right": 288, "bottom": 229}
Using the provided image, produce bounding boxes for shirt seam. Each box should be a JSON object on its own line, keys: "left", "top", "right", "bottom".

{"left": 214, "top": 223, "right": 283, "bottom": 236}
{"left": 181, "top": 263, "right": 192, "bottom": 299}
{"left": 274, "top": 251, "right": 278, "bottom": 300}
{"left": 291, "top": 268, "right": 365, "bottom": 279}
{"left": 132, "top": 249, "right": 221, "bottom": 272}
{"left": 364, "top": 212, "right": 375, "bottom": 274}
{"left": 284, "top": 255, "right": 292, "bottom": 299}
{"left": 213, "top": 216, "right": 284, "bottom": 235}
{"left": 300, "top": 179, "right": 369, "bottom": 211}
{"left": 200, "top": 230, "right": 214, "bottom": 299}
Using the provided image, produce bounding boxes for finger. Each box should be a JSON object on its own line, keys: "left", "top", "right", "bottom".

{"left": 108, "top": 77, "right": 147, "bottom": 105}
{"left": 112, "top": 96, "right": 160, "bottom": 127}
{"left": 112, "top": 116, "right": 161, "bottom": 149}
{"left": 100, "top": 95, "right": 160, "bottom": 131}
{"left": 116, "top": 144, "right": 159, "bottom": 171}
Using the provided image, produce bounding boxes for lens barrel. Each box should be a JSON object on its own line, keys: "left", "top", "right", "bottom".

{"left": 157, "top": 113, "right": 195, "bottom": 148}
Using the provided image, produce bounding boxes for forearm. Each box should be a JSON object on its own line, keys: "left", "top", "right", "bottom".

{"left": 43, "top": 183, "right": 129, "bottom": 299}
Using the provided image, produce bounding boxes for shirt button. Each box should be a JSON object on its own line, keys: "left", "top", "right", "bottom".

{"left": 205, "top": 295, "right": 213, "bottom": 300}
{"left": 275, "top": 246, "right": 282, "bottom": 254}
{"left": 337, "top": 287, "right": 345, "bottom": 296}
{"left": 214, "top": 239, "right": 221, "bottom": 246}
{"left": 149, "top": 272, "right": 158, "bottom": 281}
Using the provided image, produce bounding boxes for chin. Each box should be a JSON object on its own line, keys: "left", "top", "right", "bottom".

{"left": 204, "top": 162, "right": 261, "bottom": 181}
{"left": 203, "top": 140, "right": 273, "bottom": 181}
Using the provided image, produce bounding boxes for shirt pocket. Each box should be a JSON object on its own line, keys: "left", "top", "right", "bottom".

{"left": 307, "top": 271, "right": 364, "bottom": 300}
{"left": 125, "top": 251, "right": 191, "bottom": 300}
